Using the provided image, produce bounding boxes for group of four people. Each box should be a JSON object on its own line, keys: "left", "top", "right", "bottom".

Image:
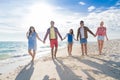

{"left": 26, "top": 20, "right": 108, "bottom": 61}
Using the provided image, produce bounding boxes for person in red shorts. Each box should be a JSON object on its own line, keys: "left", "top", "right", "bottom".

{"left": 43, "top": 21, "right": 63, "bottom": 59}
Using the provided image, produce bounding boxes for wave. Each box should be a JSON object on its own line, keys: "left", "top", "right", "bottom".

{"left": 0, "top": 41, "right": 67, "bottom": 60}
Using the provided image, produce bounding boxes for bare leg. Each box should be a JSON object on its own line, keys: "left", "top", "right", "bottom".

{"left": 51, "top": 48, "right": 54, "bottom": 59}
{"left": 81, "top": 44, "right": 84, "bottom": 56}
{"left": 84, "top": 43, "right": 87, "bottom": 55}
{"left": 68, "top": 44, "right": 70, "bottom": 55}
{"left": 100, "top": 40, "right": 104, "bottom": 54}
{"left": 98, "top": 40, "right": 101, "bottom": 55}
{"left": 69, "top": 44, "right": 73, "bottom": 56}
{"left": 32, "top": 50, "right": 36, "bottom": 61}
{"left": 68, "top": 44, "right": 72, "bottom": 56}
{"left": 28, "top": 50, "right": 33, "bottom": 60}
{"left": 54, "top": 47, "right": 58, "bottom": 58}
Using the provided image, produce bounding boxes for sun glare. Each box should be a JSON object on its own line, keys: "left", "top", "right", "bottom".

{"left": 24, "top": 3, "right": 56, "bottom": 31}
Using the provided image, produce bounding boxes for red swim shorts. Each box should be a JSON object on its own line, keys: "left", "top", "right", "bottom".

{"left": 50, "top": 39, "right": 58, "bottom": 48}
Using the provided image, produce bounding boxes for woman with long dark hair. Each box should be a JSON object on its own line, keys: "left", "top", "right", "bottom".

{"left": 26, "top": 26, "right": 42, "bottom": 61}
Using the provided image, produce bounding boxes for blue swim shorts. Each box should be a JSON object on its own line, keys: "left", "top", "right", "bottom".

{"left": 80, "top": 38, "right": 87, "bottom": 44}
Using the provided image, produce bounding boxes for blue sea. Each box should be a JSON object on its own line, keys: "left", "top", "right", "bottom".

{"left": 0, "top": 41, "right": 68, "bottom": 60}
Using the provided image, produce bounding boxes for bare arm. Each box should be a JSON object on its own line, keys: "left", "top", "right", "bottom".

{"left": 106, "top": 34, "right": 108, "bottom": 41}
{"left": 26, "top": 32, "right": 29, "bottom": 39}
{"left": 105, "top": 28, "right": 108, "bottom": 41}
{"left": 43, "top": 29, "right": 49, "bottom": 43}
{"left": 73, "top": 35, "right": 77, "bottom": 41}
{"left": 56, "top": 28, "right": 63, "bottom": 40}
{"left": 95, "top": 28, "right": 98, "bottom": 37}
{"left": 36, "top": 33, "right": 42, "bottom": 42}
{"left": 63, "top": 34, "right": 67, "bottom": 40}
{"left": 77, "top": 28, "right": 80, "bottom": 41}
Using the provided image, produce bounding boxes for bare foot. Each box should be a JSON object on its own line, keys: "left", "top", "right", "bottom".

{"left": 54, "top": 54, "right": 57, "bottom": 59}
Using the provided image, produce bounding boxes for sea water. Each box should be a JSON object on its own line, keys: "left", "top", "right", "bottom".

{"left": 0, "top": 41, "right": 68, "bottom": 60}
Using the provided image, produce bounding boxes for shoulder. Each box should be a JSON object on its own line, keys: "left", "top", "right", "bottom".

{"left": 77, "top": 27, "right": 80, "bottom": 30}
{"left": 100, "top": 27, "right": 106, "bottom": 30}
{"left": 103, "top": 27, "right": 106, "bottom": 29}
{"left": 34, "top": 32, "right": 37, "bottom": 35}
{"left": 98, "top": 27, "right": 101, "bottom": 28}
{"left": 84, "top": 26, "right": 88, "bottom": 28}
{"left": 67, "top": 33, "right": 69, "bottom": 35}
{"left": 97, "top": 27, "right": 100, "bottom": 29}
{"left": 47, "top": 28, "right": 50, "bottom": 31}
{"left": 103, "top": 27, "right": 106, "bottom": 31}
{"left": 54, "top": 27, "right": 58, "bottom": 30}
{"left": 84, "top": 26, "right": 89, "bottom": 29}
{"left": 54, "top": 27, "right": 59, "bottom": 32}
{"left": 97, "top": 27, "right": 101, "bottom": 29}
{"left": 72, "top": 34, "right": 75, "bottom": 36}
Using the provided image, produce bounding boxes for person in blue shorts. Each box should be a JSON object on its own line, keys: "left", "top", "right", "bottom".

{"left": 63, "top": 29, "right": 77, "bottom": 56}
{"left": 26, "top": 26, "right": 43, "bottom": 61}
{"left": 77, "top": 21, "right": 95, "bottom": 56}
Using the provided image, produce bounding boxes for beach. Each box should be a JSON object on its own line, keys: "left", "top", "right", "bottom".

{"left": 0, "top": 39, "right": 120, "bottom": 80}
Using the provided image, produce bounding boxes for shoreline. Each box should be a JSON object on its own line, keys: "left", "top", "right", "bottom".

{"left": 0, "top": 39, "right": 120, "bottom": 80}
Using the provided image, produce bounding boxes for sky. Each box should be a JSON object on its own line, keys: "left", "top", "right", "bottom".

{"left": 0, "top": 0, "right": 120, "bottom": 41}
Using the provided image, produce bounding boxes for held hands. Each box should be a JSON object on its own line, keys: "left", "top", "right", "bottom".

{"left": 39, "top": 39, "right": 44, "bottom": 43}
{"left": 74, "top": 38, "right": 78, "bottom": 41}
{"left": 76, "top": 38, "right": 79, "bottom": 41}
{"left": 62, "top": 38, "right": 65, "bottom": 41}
{"left": 75, "top": 39, "right": 78, "bottom": 41}
{"left": 43, "top": 41, "right": 45, "bottom": 44}
{"left": 94, "top": 34, "right": 96, "bottom": 37}
{"left": 39, "top": 39, "right": 45, "bottom": 44}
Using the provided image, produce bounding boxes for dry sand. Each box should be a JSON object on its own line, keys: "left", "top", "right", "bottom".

{"left": 0, "top": 39, "right": 120, "bottom": 80}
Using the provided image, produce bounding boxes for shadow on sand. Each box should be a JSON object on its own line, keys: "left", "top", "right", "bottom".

{"left": 53, "top": 59, "right": 82, "bottom": 80}
{"left": 42, "top": 75, "right": 49, "bottom": 80}
{"left": 15, "top": 61, "right": 34, "bottom": 80}
{"left": 72, "top": 56, "right": 120, "bottom": 80}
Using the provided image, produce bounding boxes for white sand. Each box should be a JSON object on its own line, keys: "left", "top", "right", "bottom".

{"left": 0, "top": 39, "right": 120, "bottom": 80}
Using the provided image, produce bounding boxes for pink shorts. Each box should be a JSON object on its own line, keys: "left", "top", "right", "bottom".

{"left": 50, "top": 39, "right": 58, "bottom": 48}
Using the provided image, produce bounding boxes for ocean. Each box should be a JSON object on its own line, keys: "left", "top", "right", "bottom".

{"left": 0, "top": 30, "right": 119, "bottom": 60}
{"left": 0, "top": 41, "right": 68, "bottom": 60}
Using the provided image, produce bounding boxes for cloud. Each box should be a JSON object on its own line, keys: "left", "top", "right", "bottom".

{"left": 116, "top": 0, "right": 120, "bottom": 6}
{"left": 79, "top": 2, "right": 86, "bottom": 5}
{"left": 88, "top": 6, "right": 96, "bottom": 12}
{"left": 55, "top": 6, "right": 64, "bottom": 10}
{"left": 0, "top": 0, "right": 120, "bottom": 41}
{"left": 82, "top": 8, "right": 120, "bottom": 32}
{"left": 0, "top": 0, "right": 33, "bottom": 33}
